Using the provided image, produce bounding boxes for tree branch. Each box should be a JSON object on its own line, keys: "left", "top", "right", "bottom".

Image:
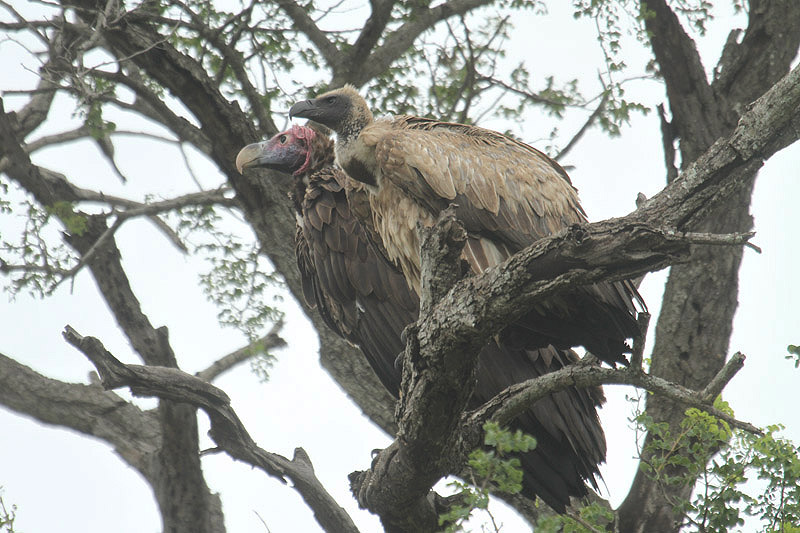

{"left": 196, "top": 320, "right": 287, "bottom": 382}
{"left": 712, "top": 0, "right": 800, "bottom": 110}
{"left": 639, "top": 0, "right": 726, "bottom": 161}
{"left": 344, "top": 0, "right": 394, "bottom": 76}
{"left": 555, "top": 89, "right": 610, "bottom": 161}
{"left": 0, "top": 351, "right": 160, "bottom": 476}
{"left": 338, "top": 0, "right": 495, "bottom": 87}
{"left": 274, "top": 0, "right": 343, "bottom": 71}
{"left": 63, "top": 325, "right": 361, "bottom": 533}
{"left": 134, "top": 1, "right": 276, "bottom": 136}
{"left": 56, "top": 0, "right": 398, "bottom": 440}
{"left": 656, "top": 103, "right": 678, "bottom": 183}
{"left": 473, "top": 352, "right": 756, "bottom": 435}
{"left": 90, "top": 67, "right": 214, "bottom": 156}
{"left": 2, "top": 92, "right": 224, "bottom": 530}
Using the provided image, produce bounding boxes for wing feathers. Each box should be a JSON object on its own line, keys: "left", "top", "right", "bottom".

{"left": 362, "top": 114, "right": 643, "bottom": 365}
{"left": 373, "top": 118, "right": 585, "bottom": 252}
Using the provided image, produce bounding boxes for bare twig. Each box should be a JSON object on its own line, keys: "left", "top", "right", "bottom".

{"left": 196, "top": 320, "right": 286, "bottom": 382}
{"left": 556, "top": 89, "right": 610, "bottom": 161}
{"left": 566, "top": 508, "right": 606, "bottom": 533}
{"left": 340, "top": 0, "right": 496, "bottom": 87}
{"left": 146, "top": 215, "right": 189, "bottom": 254}
{"left": 44, "top": 188, "right": 235, "bottom": 287}
{"left": 274, "top": 0, "right": 342, "bottom": 69}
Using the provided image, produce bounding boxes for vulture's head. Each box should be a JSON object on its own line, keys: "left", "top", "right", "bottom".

{"left": 289, "top": 85, "right": 372, "bottom": 138}
{"left": 235, "top": 125, "right": 327, "bottom": 176}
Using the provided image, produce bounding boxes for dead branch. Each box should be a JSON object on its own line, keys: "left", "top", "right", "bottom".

{"left": 62, "top": 325, "right": 361, "bottom": 533}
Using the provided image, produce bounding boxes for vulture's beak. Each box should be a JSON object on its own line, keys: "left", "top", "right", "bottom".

{"left": 235, "top": 142, "right": 266, "bottom": 174}
{"left": 289, "top": 99, "right": 318, "bottom": 120}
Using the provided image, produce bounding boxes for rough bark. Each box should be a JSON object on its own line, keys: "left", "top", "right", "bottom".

{"left": 617, "top": 2, "right": 800, "bottom": 531}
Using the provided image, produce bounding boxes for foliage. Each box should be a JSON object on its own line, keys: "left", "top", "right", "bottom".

{"left": 0, "top": 194, "right": 78, "bottom": 298}
{"left": 0, "top": 489, "right": 16, "bottom": 533}
{"left": 74, "top": 74, "right": 118, "bottom": 141}
{"left": 630, "top": 395, "right": 800, "bottom": 532}
{"left": 438, "top": 422, "right": 536, "bottom": 532}
{"left": 535, "top": 501, "right": 615, "bottom": 532}
{"left": 536, "top": 392, "right": 800, "bottom": 533}
{"left": 571, "top": 0, "right": 652, "bottom": 136}
{"left": 1, "top": 0, "right": 796, "bottom": 531}
{"left": 787, "top": 344, "right": 800, "bottom": 368}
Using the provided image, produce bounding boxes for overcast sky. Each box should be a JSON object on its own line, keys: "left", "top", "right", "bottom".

{"left": 1, "top": 2, "right": 798, "bottom": 532}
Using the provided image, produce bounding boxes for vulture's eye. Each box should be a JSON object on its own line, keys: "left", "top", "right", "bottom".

{"left": 325, "top": 96, "right": 336, "bottom": 104}
{"left": 279, "top": 134, "right": 287, "bottom": 144}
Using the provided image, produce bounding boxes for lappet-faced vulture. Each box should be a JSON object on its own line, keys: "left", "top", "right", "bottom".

{"left": 289, "top": 85, "right": 645, "bottom": 366}
{"left": 236, "top": 125, "right": 609, "bottom": 512}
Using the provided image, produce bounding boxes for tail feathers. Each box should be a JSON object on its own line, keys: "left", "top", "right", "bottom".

{"left": 473, "top": 343, "right": 606, "bottom": 512}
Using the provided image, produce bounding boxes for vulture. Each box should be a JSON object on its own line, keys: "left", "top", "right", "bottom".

{"left": 289, "top": 85, "right": 645, "bottom": 367}
{"left": 236, "top": 124, "right": 609, "bottom": 513}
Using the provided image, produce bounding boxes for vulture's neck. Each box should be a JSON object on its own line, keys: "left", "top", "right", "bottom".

{"left": 335, "top": 116, "right": 379, "bottom": 188}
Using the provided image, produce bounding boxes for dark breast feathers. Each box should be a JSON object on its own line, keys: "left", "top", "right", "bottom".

{"left": 294, "top": 150, "right": 608, "bottom": 512}
{"left": 295, "top": 165, "right": 417, "bottom": 396}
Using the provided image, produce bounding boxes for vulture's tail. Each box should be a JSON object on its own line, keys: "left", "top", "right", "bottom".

{"left": 473, "top": 343, "right": 606, "bottom": 512}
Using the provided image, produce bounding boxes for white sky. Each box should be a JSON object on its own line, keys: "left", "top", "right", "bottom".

{"left": 1, "top": 2, "right": 798, "bottom": 532}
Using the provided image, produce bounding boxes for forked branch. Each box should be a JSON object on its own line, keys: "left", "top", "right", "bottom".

{"left": 62, "top": 325, "right": 360, "bottom": 533}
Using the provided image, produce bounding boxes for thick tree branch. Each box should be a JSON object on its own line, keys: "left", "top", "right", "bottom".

{"left": 713, "top": 0, "right": 800, "bottom": 110}
{"left": 10, "top": 24, "right": 77, "bottom": 138}
{"left": 63, "top": 325, "right": 361, "bottom": 533}
{"left": 2, "top": 94, "right": 224, "bottom": 532}
{"left": 274, "top": 0, "right": 343, "bottom": 70}
{"left": 656, "top": 103, "right": 678, "bottom": 183}
{"left": 130, "top": 3, "right": 276, "bottom": 136}
{"left": 51, "top": 0, "right": 398, "bottom": 438}
{"left": 636, "top": 62, "right": 800, "bottom": 228}
{"left": 341, "top": 0, "right": 394, "bottom": 80}
{"left": 338, "top": 0, "right": 495, "bottom": 87}
{"left": 620, "top": 4, "right": 800, "bottom": 531}
{"left": 640, "top": 0, "right": 727, "bottom": 162}
{"left": 0, "top": 351, "right": 160, "bottom": 475}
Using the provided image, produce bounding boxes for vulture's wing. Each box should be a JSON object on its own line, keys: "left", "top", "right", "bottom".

{"left": 297, "top": 166, "right": 418, "bottom": 396}
{"left": 370, "top": 117, "right": 585, "bottom": 251}
{"left": 368, "top": 116, "right": 644, "bottom": 364}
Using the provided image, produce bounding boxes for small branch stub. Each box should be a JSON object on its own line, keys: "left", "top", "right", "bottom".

{"left": 418, "top": 206, "right": 467, "bottom": 316}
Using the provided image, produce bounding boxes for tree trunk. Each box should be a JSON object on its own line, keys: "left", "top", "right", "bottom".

{"left": 617, "top": 2, "right": 800, "bottom": 530}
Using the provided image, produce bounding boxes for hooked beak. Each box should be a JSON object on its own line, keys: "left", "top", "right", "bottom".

{"left": 289, "top": 99, "right": 318, "bottom": 120}
{"left": 235, "top": 142, "right": 267, "bottom": 174}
